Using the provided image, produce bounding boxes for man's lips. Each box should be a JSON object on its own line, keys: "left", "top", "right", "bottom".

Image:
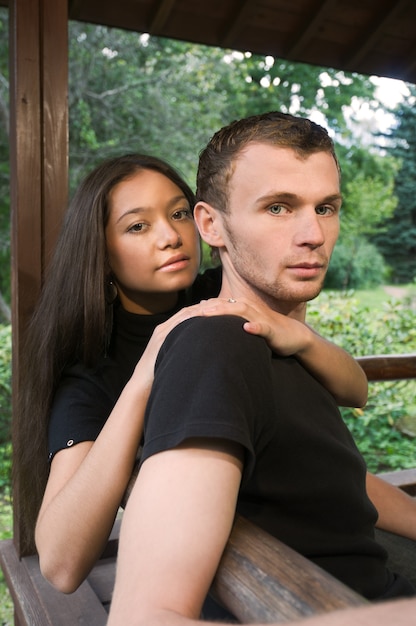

{"left": 287, "top": 262, "right": 325, "bottom": 278}
{"left": 158, "top": 254, "right": 191, "bottom": 271}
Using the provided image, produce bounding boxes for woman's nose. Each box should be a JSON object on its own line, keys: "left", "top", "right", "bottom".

{"left": 157, "top": 223, "right": 182, "bottom": 248}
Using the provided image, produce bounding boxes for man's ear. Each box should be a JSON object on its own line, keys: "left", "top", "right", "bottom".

{"left": 194, "top": 201, "right": 225, "bottom": 247}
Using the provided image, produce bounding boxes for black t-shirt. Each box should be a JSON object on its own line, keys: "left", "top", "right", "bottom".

{"left": 141, "top": 315, "right": 390, "bottom": 600}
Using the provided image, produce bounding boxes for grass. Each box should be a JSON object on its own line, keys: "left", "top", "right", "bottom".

{"left": 354, "top": 286, "right": 396, "bottom": 309}
{"left": 354, "top": 283, "right": 416, "bottom": 309}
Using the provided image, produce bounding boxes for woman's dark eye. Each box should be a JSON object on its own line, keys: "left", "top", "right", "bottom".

{"left": 128, "top": 222, "right": 145, "bottom": 232}
{"left": 173, "top": 209, "right": 193, "bottom": 220}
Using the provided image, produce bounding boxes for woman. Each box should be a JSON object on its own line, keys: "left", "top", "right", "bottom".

{"left": 16, "top": 154, "right": 367, "bottom": 592}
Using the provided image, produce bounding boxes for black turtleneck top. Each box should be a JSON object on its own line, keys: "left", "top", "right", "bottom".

{"left": 47, "top": 268, "right": 221, "bottom": 459}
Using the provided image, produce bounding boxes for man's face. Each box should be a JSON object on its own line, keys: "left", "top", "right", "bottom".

{"left": 218, "top": 142, "right": 341, "bottom": 313}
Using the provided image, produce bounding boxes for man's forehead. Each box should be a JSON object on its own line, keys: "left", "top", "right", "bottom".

{"left": 235, "top": 141, "right": 331, "bottom": 163}
{"left": 231, "top": 142, "right": 339, "bottom": 178}
{"left": 228, "top": 142, "right": 341, "bottom": 200}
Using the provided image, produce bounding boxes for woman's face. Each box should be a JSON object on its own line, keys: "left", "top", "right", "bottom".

{"left": 105, "top": 169, "right": 200, "bottom": 314}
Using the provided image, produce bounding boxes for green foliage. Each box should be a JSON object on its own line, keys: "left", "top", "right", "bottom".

{"left": 308, "top": 291, "right": 416, "bottom": 472}
{"left": 0, "top": 483, "right": 13, "bottom": 625}
{"left": 335, "top": 145, "right": 399, "bottom": 272}
{"left": 0, "top": 323, "right": 11, "bottom": 501}
{"left": 66, "top": 20, "right": 387, "bottom": 195}
{"left": 341, "top": 167, "right": 398, "bottom": 239}
{"left": 0, "top": 443, "right": 11, "bottom": 498}
{"left": 325, "top": 239, "right": 387, "bottom": 289}
{"left": 373, "top": 86, "right": 416, "bottom": 283}
{"left": 68, "top": 23, "right": 234, "bottom": 190}
{"left": 0, "top": 324, "right": 11, "bottom": 446}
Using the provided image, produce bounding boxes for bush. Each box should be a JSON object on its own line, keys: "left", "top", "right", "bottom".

{"left": 325, "top": 240, "right": 387, "bottom": 289}
{"left": 0, "top": 324, "right": 11, "bottom": 445}
{"left": 308, "top": 292, "right": 416, "bottom": 472}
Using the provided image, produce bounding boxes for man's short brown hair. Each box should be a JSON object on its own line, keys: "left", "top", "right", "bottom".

{"left": 196, "top": 111, "right": 340, "bottom": 212}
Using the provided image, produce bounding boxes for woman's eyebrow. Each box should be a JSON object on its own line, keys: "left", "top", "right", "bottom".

{"left": 115, "top": 206, "right": 148, "bottom": 224}
{"left": 115, "top": 195, "right": 188, "bottom": 224}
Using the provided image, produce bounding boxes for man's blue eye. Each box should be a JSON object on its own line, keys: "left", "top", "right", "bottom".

{"left": 316, "top": 206, "right": 332, "bottom": 216}
{"left": 269, "top": 205, "right": 284, "bottom": 215}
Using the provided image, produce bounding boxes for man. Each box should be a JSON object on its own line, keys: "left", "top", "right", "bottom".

{"left": 108, "top": 112, "right": 416, "bottom": 625}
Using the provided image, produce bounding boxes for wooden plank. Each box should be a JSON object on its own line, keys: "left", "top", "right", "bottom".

{"left": 379, "top": 468, "right": 416, "bottom": 496}
{"left": 41, "top": 0, "right": 69, "bottom": 268}
{"left": 9, "top": 0, "right": 43, "bottom": 557}
{"left": 356, "top": 354, "right": 416, "bottom": 381}
{"left": 211, "top": 515, "right": 366, "bottom": 624}
{"left": 9, "top": 0, "right": 68, "bottom": 557}
{"left": 0, "top": 540, "right": 108, "bottom": 625}
{"left": 24, "top": 554, "right": 109, "bottom": 625}
{"left": 87, "top": 557, "right": 117, "bottom": 609}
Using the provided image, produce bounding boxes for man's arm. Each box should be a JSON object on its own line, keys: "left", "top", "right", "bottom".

{"left": 108, "top": 438, "right": 243, "bottom": 625}
{"left": 108, "top": 455, "right": 416, "bottom": 626}
{"left": 366, "top": 472, "right": 416, "bottom": 540}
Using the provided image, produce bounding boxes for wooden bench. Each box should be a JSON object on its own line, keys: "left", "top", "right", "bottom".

{"left": 1, "top": 354, "right": 415, "bottom": 624}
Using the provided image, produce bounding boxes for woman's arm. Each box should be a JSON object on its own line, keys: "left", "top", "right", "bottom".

{"left": 199, "top": 298, "right": 368, "bottom": 408}
{"left": 35, "top": 302, "right": 220, "bottom": 593}
{"left": 366, "top": 472, "right": 416, "bottom": 540}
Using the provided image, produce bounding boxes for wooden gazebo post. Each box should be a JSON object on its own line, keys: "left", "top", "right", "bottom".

{"left": 9, "top": 0, "right": 69, "bottom": 555}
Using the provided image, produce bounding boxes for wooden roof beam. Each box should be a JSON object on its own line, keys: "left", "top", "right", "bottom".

{"left": 346, "top": 0, "right": 410, "bottom": 70}
{"left": 149, "top": 0, "right": 177, "bottom": 33}
{"left": 284, "top": 0, "right": 339, "bottom": 60}
{"left": 220, "top": 0, "right": 257, "bottom": 50}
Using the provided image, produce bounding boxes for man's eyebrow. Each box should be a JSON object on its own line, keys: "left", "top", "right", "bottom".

{"left": 255, "top": 192, "right": 343, "bottom": 205}
{"left": 320, "top": 193, "right": 343, "bottom": 204}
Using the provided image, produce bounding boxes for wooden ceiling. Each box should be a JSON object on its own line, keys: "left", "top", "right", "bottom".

{"left": 1, "top": 0, "right": 415, "bottom": 82}
{"left": 50, "top": 0, "right": 416, "bottom": 84}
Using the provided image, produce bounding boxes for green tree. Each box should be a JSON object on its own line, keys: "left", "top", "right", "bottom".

{"left": 68, "top": 23, "right": 235, "bottom": 190}
{"left": 373, "top": 86, "right": 416, "bottom": 283}
{"left": 324, "top": 145, "right": 398, "bottom": 289}
{"left": 66, "top": 21, "right": 386, "bottom": 191}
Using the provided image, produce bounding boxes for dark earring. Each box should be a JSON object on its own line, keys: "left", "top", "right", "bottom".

{"left": 105, "top": 280, "right": 118, "bottom": 304}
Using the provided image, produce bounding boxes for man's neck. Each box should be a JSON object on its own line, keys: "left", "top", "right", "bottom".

{"left": 218, "top": 286, "right": 307, "bottom": 322}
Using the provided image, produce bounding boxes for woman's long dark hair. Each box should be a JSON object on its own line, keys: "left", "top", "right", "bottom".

{"left": 15, "top": 154, "right": 195, "bottom": 553}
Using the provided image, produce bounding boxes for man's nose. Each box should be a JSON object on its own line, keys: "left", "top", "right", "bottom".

{"left": 295, "top": 211, "right": 325, "bottom": 248}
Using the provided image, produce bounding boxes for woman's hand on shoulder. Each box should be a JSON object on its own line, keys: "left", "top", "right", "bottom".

{"left": 133, "top": 301, "right": 232, "bottom": 387}
{"left": 197, "top": 297, "right": 310, "bottom": 357}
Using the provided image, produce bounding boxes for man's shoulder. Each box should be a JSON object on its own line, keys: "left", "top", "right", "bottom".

{"left": 159, "top": 314, "right": 270, "bottom": 364}
{"left": 168, "top": 314, "right": 248, "bottom": 342}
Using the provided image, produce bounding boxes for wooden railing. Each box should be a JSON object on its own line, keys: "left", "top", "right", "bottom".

{"left": 356, "top": 354, "right": 416, "bottom": 381}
